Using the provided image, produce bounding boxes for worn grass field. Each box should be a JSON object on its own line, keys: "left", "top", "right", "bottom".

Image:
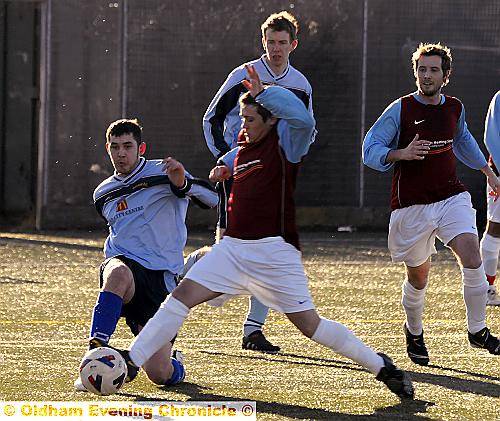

{"left": 0, "top": 230, "right": 499, "bottom": 420}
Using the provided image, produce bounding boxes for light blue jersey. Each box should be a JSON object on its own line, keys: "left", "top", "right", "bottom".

{"left": 363, "top": 92, "right": 486, "bottom": 172}
{"left": 484, "top": 91, "right": 500, "bottom": 168}
{"left": 203, "top": 55, "right": 315, "bottom": 158}
{"left": 93, "top": 157, "right": 218, "bottom": 274}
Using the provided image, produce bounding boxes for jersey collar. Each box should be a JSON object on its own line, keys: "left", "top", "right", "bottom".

{"left": 113, "top": 156, "right": 146, "bottom": 183}
{"left": 260, "top": 55, "right": 290, "bottom": 81}
{"left": 412, "top": 91, "right": 445, "bottom": 105}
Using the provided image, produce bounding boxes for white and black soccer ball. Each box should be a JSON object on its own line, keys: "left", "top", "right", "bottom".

{"left": 79, "top": 347, "right": 127, "bottom": 396}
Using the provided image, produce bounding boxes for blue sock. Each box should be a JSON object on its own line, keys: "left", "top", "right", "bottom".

{"left": 164, "top": 357, "right": 186, "bottom": 386}
{"left": 89, "top": 291, "right": 123, "bottom": 343}
{"left": 243, "top": 296, "right": 269, "bottom": 337}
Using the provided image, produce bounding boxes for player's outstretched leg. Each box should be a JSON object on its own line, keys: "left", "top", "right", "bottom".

{"left": 287, "top": 311, "right": 414, "bottom": 399}
{"left": 242, "top": 296, "right": 280, "bottom": 353}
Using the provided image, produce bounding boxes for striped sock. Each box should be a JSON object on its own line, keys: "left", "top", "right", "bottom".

{"left": 243, "top": 296, "right": 269, "bottom": 337}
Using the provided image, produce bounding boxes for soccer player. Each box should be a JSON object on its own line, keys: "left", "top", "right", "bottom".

{"left": 480, "top": 90, "right": 500, "bottom": 306}
{"left": 118, "top": 65, "right": 415, "bottom": 400}
{"left": 363, "top": 43, "right": 500, "bottom": 366}
{"left": 74, "top": 119, "right": 218, "bottom": 391}
{"left": 200, "top": 10, "right": 316, "bottom": 353}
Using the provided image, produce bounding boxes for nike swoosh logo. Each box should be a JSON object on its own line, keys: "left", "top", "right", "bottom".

{"left": 298, "top": 300, "right": 307, "bottom": 304}
{"left": 414, "top": 119, "right": 425, "bottom": 125}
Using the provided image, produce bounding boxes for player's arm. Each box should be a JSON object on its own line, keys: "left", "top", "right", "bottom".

{"left": 261, "top": 86, "right": 315, "bottom": 162}
{"left": 209, "top": 147, "right": 238, "bottom": 182}
{"left": 452, "top": 103, "right": 488, "bottom": 170}
{"left": 452, "top": 103, "right": 500, "bottom": 194}
{"left": 484, "top": 91, "right": 500, "bottom": 169}
{"left": 363, "top": 100, "right": 406, "bottom": 171}
{"left": 202, "top": 67, "right": 247, "bottom": 158}
{"left": 162, "top": 157, "right": 218, "bottom": 209}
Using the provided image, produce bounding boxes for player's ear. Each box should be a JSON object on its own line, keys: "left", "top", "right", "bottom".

{"left": 269, "top": 116, "right": 278, "bottom": 127}
{"left": 442, "top": 70, "right": 451, "bottom": 86}
{"left": 138, "top": 142, "right": 146, "bottom": 155}
{"left": 290, "top": 39, "right": 298, "bottom": 51}
{"left": 261, "top": 36, "right": 266, "bottom": 50}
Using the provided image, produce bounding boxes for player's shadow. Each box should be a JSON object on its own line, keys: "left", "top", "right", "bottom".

{"left": 200, "top": 349, "right": 365, "bottom": 372}
{"left": 426, "top": 363, "right": 500, "bottom": 382}
{"left": 0, "top": 276, "right": 45, "bottom": 284}
{"left": 0, "top": 236, "right": 101, "bottom": 251}
{"left": 200, "top": 350, "right": 500, "bottom": 398}
{"left": 120, "top": 383, "right": 432, "bottom": 420}
{"left": 408, "top": 368, "right": 500, "bottom": 398}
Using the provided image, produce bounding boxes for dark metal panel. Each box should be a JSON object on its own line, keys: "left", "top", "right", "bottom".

{"left": 1, "top": 1, "right": 38, "bottom": 217}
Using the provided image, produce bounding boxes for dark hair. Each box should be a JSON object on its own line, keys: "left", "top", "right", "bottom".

{"left": 239, "top": 92, "right": 273, "bottom": 122}
{"left": 412, "top": 42, "right": 452, "bottom": 83}
{"left": 261, "top": 11, "right": 298, "bottom": 41}
{"left": 106, "top": 118, "right": 142, "bottom": 144}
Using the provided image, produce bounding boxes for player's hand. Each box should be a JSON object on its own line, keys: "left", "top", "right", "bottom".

{"left": 399, "top": 134, "right": 431, "bottom": 160}
{"left": 209, "top": 165, "right": 231, "bottom": 182}
{"left": 242, "top": 64, "right": 264, "bottom": 97}
{"left": 487, "top": 173, "right": 500, "bottom": 201}
{"left": 162, "top": 157, "right": 186, "bottom": 188}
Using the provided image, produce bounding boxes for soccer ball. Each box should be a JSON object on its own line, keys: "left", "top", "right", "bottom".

{"left": 79, "top": 347, "right": 127, "bottom": 395}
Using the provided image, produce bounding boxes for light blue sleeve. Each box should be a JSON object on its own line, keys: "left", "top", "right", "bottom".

{"left": 452, "top": 103, "right": 487, "bottom": 169}
{"left": 183, "top": 170, "right": 219, "bottom": 208}
{"left": 484, "top": 91, "right": 500, "bottom": 168}
{"left": 362, "top": 99, "right": 402, "bottom": 172}
{"left": 256, "top": 86, "right": 315, "bottom": 163}
{"left": 218, "top": 147, "right": 239, "bottom": 173}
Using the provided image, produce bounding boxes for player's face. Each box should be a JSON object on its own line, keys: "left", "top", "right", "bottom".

{"left": 415, "top": 55, "right": 448, "bottom": 97}
{"left": 240, "top": 104, "right": 276, "bottom": 143}
{"left": 106, "top": 133, "right": 143, "bottom": 175}
{"left": 263, "top": 29, "right": 298, "bottom": 72}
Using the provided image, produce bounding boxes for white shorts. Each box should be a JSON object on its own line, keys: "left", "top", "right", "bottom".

{"left": 388, "top": 191, "right": 477, "bottom": 267}
{"left": 184, "top": 236, "right": 315, "bottom": 314}
{"left": 486, "top": 184, "right": 500, "bottom": 223}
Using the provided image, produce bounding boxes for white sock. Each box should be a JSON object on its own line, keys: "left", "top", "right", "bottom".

{"left": 462, "top": 264, "right": 488, "bottom": 333}
{"left": 129, "top": 296, "right": 190, "bottom": 367}
{"left": 480, "top": 233, "right": 500, "bottom": 278}
{"left": 401, "top": 279, "right": 426, "bottom": 335}
{"left": 311, "top": 318, "right": 384, "bottom": 375}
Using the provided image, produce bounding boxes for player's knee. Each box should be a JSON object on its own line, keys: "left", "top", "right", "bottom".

{"left": 286, "top": 310, "right": 320, "bottom": 338}
{"left": 461, "top": 253, "right": 482, "bottom": 270}
{"left": 145, "top": 364, "right": 173, "bottom": 385}
{"left": 102, "top": 265, "right": 134, "bottom": 294}
{"left": 406, "top": 275, "right": 427, "bottom": 290}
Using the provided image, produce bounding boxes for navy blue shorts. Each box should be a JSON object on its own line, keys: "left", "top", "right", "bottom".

{"left": 100, "top": 256, "right": 177, "bottom": 341}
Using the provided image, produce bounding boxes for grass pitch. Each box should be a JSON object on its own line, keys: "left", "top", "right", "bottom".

{"left": 0, "top": 231, "right": 499, "bottom": 420}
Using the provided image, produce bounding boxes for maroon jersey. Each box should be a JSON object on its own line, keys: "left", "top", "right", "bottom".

{"left": 225, "top": 128, "right": 301, "bottom": 249}
{"left": 391, "top": 95, "right": 466, "bottom": 209}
